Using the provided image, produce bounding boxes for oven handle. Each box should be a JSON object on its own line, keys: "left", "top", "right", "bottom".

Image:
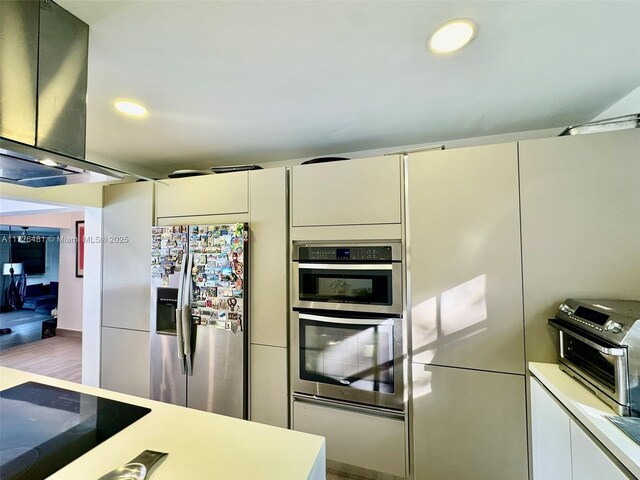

{"left": 292, "top": 392, "right": 405, "bottom": 420}
{"left": 297, "top": 263, "right": 393, "bottom": 271}
{"left": 549, "top": 319, "right": 627, "bottom": 356}
{"left": 299, "top": 312, "right": 393, "bottom": 325}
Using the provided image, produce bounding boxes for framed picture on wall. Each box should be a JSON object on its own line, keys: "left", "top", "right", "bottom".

{"left": 76, "top": 221, "right": 85, "bottom": 278}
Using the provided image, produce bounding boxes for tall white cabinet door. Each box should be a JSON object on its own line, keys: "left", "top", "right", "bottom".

{"left": 520, "top": 129, "right": 640, "bottom": 363}
{"left": 101, "top": 327, "right": 150, "bottom": 398}
{"left": 407, "top": 143, "right": 525, "bottom": 374}
{"left": 291, "top": 155, "right": 402, "bottom": 226}
{"left": 248, "top": 168, "right": 289, "bottom": 427}
{"left": 530, "top": 378, "right": 572, "bottom": 480}
{"left": 102, "top": 182, "right": 153, "bottom": 331}
{"left": 249, "top": 168, "right": 288, "bottom": 348}
{"left": 412, "top": 364, "right": 528, "bottom": 480}
{"left": 570, "top": 420, "right": 630, "bottom": 480}
{"left": 250, "top": 345, "right": 288, "bottom": 428}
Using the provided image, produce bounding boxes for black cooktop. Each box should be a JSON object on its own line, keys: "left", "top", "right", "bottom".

{"left": 0, "top": 382, "right": 151, "bottom": 480}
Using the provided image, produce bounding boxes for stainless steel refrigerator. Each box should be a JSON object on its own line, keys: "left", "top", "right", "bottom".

{"left": 150, "top": 223, "right": 248, "bottom": 419}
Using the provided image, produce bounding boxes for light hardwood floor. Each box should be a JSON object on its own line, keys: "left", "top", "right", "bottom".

{"left": 0, "top": 336, "right": 81, "bottom": 383}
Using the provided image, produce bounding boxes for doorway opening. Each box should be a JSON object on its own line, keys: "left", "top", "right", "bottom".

{"left": 0, "top": 198, "right": 84, "bottom": 382}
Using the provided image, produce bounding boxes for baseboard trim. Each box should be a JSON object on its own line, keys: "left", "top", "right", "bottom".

{"left": 56, "top": 328, "right": 82, "bottom": 340}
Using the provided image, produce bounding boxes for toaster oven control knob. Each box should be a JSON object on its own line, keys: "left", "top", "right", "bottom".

{"left": 559, "top": 303, "right": 573, "bottom": 315}
{"left": 606, "top": 322, "right": 623, "bottom": 333}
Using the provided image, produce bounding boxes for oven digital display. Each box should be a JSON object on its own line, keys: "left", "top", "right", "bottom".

{"left": 336, "top": 248, "right": 350, "bottom": 259}
{"left": 575, "top": 306, "right": 610, "bottom": 326}
{"left": 298, "top": 246, "right": 394, "bottom": 261}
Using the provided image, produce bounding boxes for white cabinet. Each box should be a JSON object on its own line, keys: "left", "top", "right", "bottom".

{"left": 412, "top": 363, "right": 528, "bottom": 480}
{"left": 519, "top": 129, "right": 640, "bottom": 363}
{"left": 250, "top": 344, "right": 288, "bottom": 428}
{"left": 407, "top": 143, "right": 524, "bottom": 374}
{"left": 247, "top": 168, "right": 289, "bottom": 428}
{"left": 101, "top": 326, "right": 149, "bottom": 398}
{"left": 530, "top": 378, "right": 572, "bottom": 480}
{"left": 530, "top": 377, "right": 631, "bottom": 480}
{"left": 102, "top": 182, "right": 153, "bottom": 331}
{"left": 249, "top": 168, "right": 287, "bottom": 348}
{"left": 155, "top": 171, "right": 249, "bottom": 218}
{"left": 293, "top": 400, "right": 406, "bottom": 477}
{"left": 291, "top": 155, "right": 402, "bottom": 227}
{"left": 101, "top": 182, "right": 153, "bottom": 397}
{"left": 570, "top": 420, "right": 629, "bottom": 480}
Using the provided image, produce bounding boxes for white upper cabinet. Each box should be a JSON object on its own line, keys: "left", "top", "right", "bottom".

{"left": 155, "top": 171, "right": 249, "bottom": 218}
{"left": 249, "top": 168, "right": 288, "bottom": 347}
{"left": 407, "top": 143, "right": 525, "bottom": 374}
{"left": 102, "top": 182, "right": 154, "bottom": 331}
{"left": 291, "top": 155, "right": 402, "bottom": 227}
{"left": 520, "top": 129, "right": 640, "bottom": 364}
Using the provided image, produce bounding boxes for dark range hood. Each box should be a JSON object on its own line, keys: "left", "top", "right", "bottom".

{"left": 0, "top": 1, "right": 148, "bottom": 188}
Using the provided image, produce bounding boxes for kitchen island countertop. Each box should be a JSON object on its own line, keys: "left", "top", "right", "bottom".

{"left": 0, "top": 367, "right": 325, "bottom": 479}
{"left": 529, "top": 362, "right": 640, "bottom": 478}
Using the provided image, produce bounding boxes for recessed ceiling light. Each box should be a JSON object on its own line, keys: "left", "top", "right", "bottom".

{"left": 39, "top": 158, "right": 59, "bottom": 167}
{"left": 428, "top": 19, "right": 477, "bottom": 54}
{"left": 114, "top": 100, "right": 148, "bottom": 117}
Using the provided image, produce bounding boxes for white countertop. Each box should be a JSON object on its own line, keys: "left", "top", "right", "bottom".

{"left": 529, "top": 362, "right": 640, "bottom": 478}
{"left": 0, "top": 367, "right": 325, "bottom": 479}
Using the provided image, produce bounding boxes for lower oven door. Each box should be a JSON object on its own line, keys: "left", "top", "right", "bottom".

{"left": 551, "top": 321, "right": 630, "bottom": 414}
{"left": 291, "top": 311, "right": 404, "bottom": 410}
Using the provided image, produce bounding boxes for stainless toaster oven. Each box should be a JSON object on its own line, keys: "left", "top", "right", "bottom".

{"left": 549, "top": 299, "right": 640, "bottom": 416}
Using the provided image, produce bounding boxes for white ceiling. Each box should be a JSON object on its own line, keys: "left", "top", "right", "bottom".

{"left": 58, "top": 1, "right": 640, "bottom": 175}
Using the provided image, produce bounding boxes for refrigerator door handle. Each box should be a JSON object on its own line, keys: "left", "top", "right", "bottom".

{"left": 175, "top": 307, "right": 186, "bottom": 375}
{"left": 176, "top": 250, "right": 187, "bottom": 311}
{"left": 175, "top": 249, "right": 188, "bottom": 375}
{"left": 183, "top": 304, "right": 193, "bottom": 376}
{"left": 182, "top": 253, "right": 194, "bottom": 376}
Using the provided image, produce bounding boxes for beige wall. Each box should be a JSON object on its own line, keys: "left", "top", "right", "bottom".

{"left": 0, "top": 211, "right": 82, "bottom": 229}
{"left": 0, "top": 182, "right": 104, "bottom": 208}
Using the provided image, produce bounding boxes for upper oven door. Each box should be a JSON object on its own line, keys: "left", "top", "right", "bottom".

{"left": 293, "top": 262, "right": 402, "bottom": 315}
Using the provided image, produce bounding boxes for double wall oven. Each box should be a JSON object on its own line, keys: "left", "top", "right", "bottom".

{"left": 291, "top": 242, "right": 405, "bottom": 411}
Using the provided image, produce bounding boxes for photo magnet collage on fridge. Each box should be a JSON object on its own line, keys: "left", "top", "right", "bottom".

{"left": 151, "top": 226, "right": 188, "bottom": 281}
{"left": 189, "top": 224, "right": 246, "bottom": 334}
{"left": 151, "top": 224, "right": 247, "bottom": 334}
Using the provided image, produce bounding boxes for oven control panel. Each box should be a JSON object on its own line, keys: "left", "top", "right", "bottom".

{"left": 559, "top": 302, "right": 608, "bottom": 332}
{"left": 298, "top": 246, "right": 393, "bottom": 261}
{"left": 556, "top": 299, "right": 635, "bottom": 340}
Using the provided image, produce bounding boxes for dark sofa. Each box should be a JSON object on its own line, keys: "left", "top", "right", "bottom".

{"left": 23, "top": 282, "right": 58, "bottom": 312}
